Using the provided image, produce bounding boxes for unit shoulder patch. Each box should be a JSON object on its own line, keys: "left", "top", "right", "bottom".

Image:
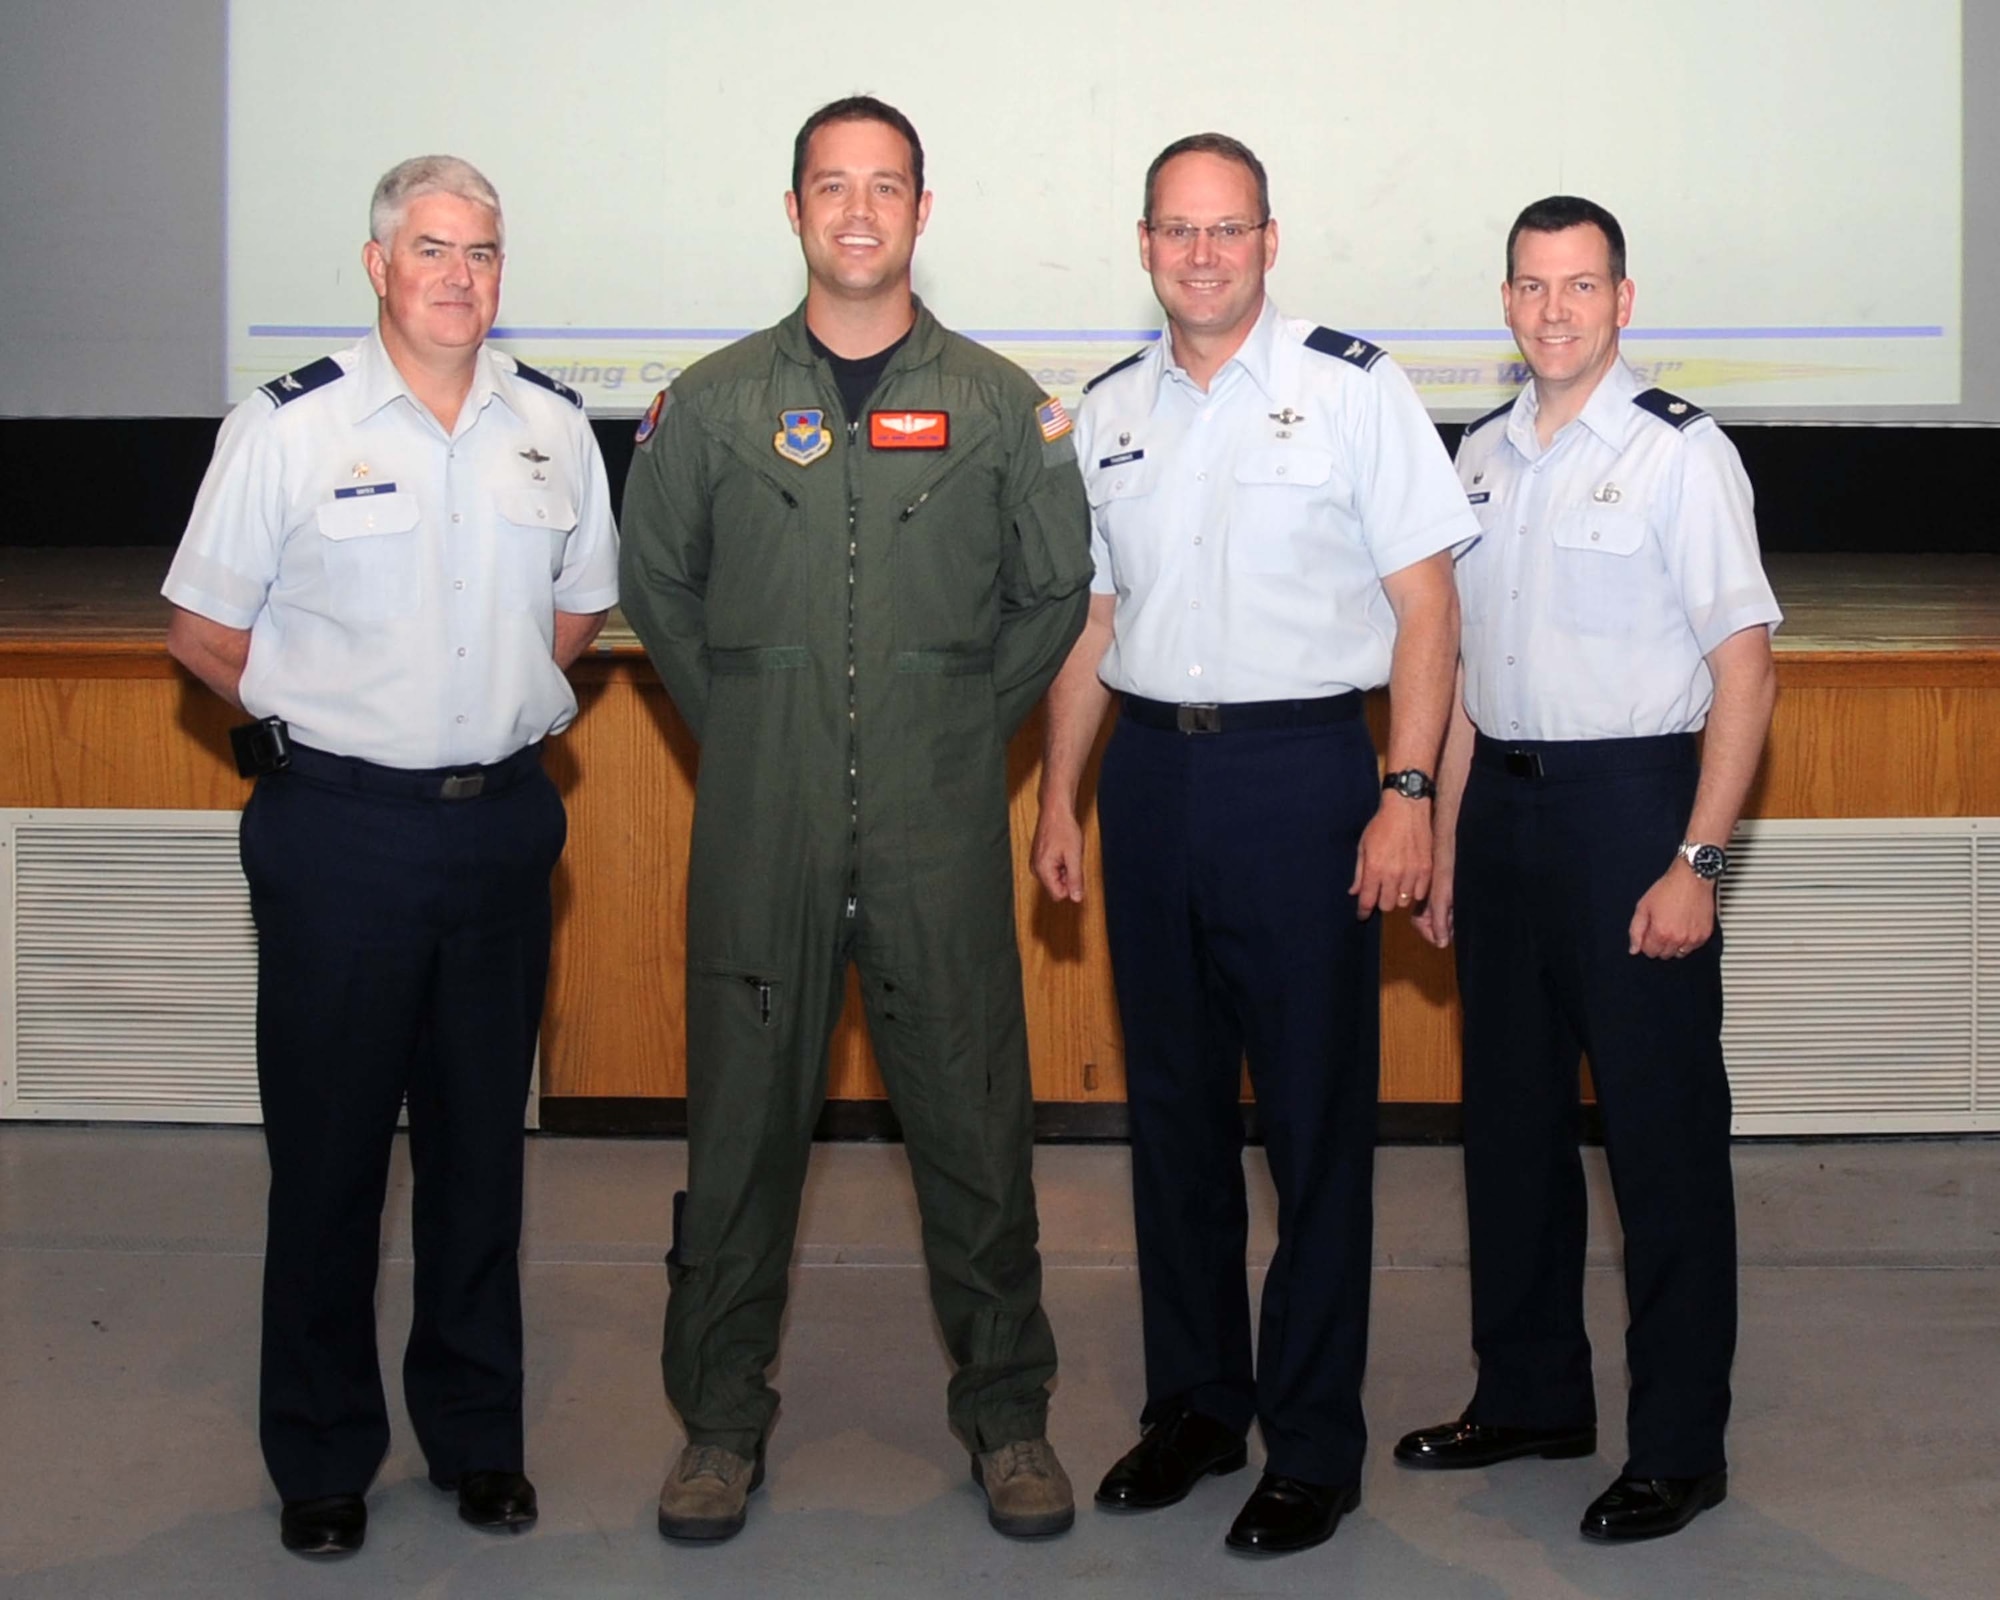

{"left": 512, "top": 358, "right": 584, "bottom": 409}
{"left": 257, "top": 356, "right": 345, "bottom": 409}
{"left": 1462, "top": 396, "right": 1517, "bottom": 437}
{"left": 1303, "top": 327, "right": 1386, "bottom": 372}
{"left": 1632, "top": 387, "right": 1708, "bottom": 430}
{"left": 634, "top": 388, "right": 671, "bottom": 446}
{"left": 1082, "top": 348, "right": 1147, "bottom": 395}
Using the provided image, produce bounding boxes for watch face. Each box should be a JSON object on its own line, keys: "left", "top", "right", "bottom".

{"left": 1384, "top": 769, "right": 1435, "bottom": 800}
{"left": 1687, "top": 843, "right": 1728, "bottom": 880}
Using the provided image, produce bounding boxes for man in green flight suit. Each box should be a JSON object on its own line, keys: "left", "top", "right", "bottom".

{"left": 619, "top": 95, "right": 1093, "bottom": 1544}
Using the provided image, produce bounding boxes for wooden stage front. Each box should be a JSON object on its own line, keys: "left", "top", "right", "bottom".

{"left": 4, "top": 549, "right": 1998, "bottom": 1127}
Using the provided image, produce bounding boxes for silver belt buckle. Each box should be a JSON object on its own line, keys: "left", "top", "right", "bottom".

{"left": 1177, "top": 703, "right": 1222, "bottom": 734}
{"left": 439, "top": 772, "right": 485, "bottom": 800}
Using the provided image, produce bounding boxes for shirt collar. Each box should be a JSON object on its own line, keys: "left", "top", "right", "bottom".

{"left": 348, "top": 326, "right": 505, "bottom": 432}
{"left": 1507, "top": 352, "right": 1644, "bottom": 458}
{"left": 1150, "top": 295, "right": 1282, "bottom": 405}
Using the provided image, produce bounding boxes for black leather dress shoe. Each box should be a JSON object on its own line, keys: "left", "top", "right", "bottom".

{"left": 433, "top": 1468, "right": 539, "bottom": 1532}
{"left": 1223, "top": 1473, "right": 1360, "bottom": 1555}
{"left": 1095, "top": 1407, "right": 1248, "bottom": 1511}
{"left": 1580, "top": 1471, "right": 1726, "bottom": 1542}
{"left": 279, "top": 1493, "right": 366, "bottom": 1557}
{"left": 1394, "top": 1415, "right": 1596, "bottom": 1470}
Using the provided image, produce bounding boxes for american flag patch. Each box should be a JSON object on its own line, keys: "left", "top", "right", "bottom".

{"left": 1036, "top": 396, "right": 1072, "bottom": 442}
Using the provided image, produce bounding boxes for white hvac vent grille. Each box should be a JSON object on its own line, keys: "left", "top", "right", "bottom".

{"left": 1978, "top": 833, "right": 2000, "bottom": 1117}
{"left": 1720, "top": 818, "right": 1995, "bottom": 1135}
{"left": 3, "top": 808, "right": 541, "bottom": 1126}
{"left": 3, "top": 810, "right": 259, "bottom": 1122}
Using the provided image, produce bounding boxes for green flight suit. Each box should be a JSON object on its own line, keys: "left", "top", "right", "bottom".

{"left": 619, "top": 301, "right": 1092, "bottom": 1457}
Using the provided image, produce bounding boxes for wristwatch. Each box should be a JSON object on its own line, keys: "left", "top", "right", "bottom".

{"left": 1678, "top": 840, "right": 1729, "bottom": 881}
{"left": 1382, "top": 769, "right": 1437, "bottom": 801}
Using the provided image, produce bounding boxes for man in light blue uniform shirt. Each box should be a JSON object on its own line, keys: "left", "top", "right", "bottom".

{"left": 1394, "top": 195, "right": 1779, "bottom": 1545}
{"left": 1033, "top": 133, "right": 1472, "bottom": 1557}
{"left": 163, "top": 154, "right": 617, "bottom": 1559}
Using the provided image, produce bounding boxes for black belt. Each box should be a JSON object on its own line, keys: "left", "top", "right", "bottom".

{"left": 1473, "top": 731, "right": 1697, "bottom": 781}
{"left": 280, "top": 742, "right": 543, "bottom": 801}
{"left": 1119, "top": 692, "right": 1363, "bottom": 735}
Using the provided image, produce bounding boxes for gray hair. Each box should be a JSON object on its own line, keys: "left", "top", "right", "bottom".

{"left": 368, "top": 155, "right": 505, "bottom": 250}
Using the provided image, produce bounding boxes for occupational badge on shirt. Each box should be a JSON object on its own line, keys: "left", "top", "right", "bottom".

{"left": 869, "top": 410, "right": 949, "bottom": 450}
{"left": 775, "top": 408, "right": 832, "bottom": 466}
{"left": 1036, "top": 396, "right": 1072, "bottom": 443}
{"left": 1592, "top": 481, "right": 1622, "bottom": 504}
{"left": 519, "top": 447, "right": 550, "bottom": 464}
{"left": 635, "top": 388, "right": 669, "bottom": 446}
{"left": 349, "top": 461, "right": 371, "bottom": 479}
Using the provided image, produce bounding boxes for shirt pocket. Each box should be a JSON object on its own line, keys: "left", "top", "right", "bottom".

{"left": 493, "top": 485, "right": 579, "bottom": 611}
{"left": 1084, "top": 454, "right": 1160, "bottom": 587}
{"left": 1549, "top": 503, "right": 1652, "bottom": 635}
{"left": 1229, "top": 445, "right": 1338, "bottom": 574}
{"left": 313, "top": 490, "right": 422, "bottom": 621}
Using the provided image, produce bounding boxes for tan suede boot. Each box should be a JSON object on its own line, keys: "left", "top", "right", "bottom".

{"left": 656, "top": 1443, "right": 764, "bottom": 1542}
{"left": 971, "top": 1436, "right": 1075, "bottom": 1538}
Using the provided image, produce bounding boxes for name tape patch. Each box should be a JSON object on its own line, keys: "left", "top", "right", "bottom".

{"left": 869, "top": 410, "right": 950, "bottom": 450}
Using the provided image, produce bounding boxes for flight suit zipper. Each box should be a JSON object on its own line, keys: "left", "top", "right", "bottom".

{"left": 844, "top": 413, "right": 861, "bottom": 922}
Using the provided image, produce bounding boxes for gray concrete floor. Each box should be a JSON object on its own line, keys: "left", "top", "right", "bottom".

{"left": 2, "top": 1129, "right": 1996, "bottom": 1598}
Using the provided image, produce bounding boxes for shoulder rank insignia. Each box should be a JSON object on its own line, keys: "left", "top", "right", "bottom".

{"left": 1083, "top": 348, "right": 1147, "bottom": 395}
{"left": 1304, "top": 327, "right": 1387, "bottom": 372}
{"left": 775, "top": 408, "right": 832, "bottom": 466}
{"left": 1462, "top": 396, "right": 1517, "bottom": 437}
{"left": 258, "top": 356, "right": 344, "bottom": 409}
{"left": 512, "top": 359, "right": 584, "bottom": 409}
{"left": 1633, "top": 387, "right": 1708, "bottom": 430}
{"left": 634, "top": 388, "right": 670, "bottom": 446}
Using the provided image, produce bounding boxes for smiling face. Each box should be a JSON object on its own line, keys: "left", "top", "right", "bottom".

{"left": 363, "top": 191, "right": 502, "bottom": 370}
{"left": 784, "top": 117, "right": 931, "bottom": 304}
{"left": 1140, "top": 150, "right": 1277, "bottom": 358}
{"left": 1502, "top": 222, "right": 1634, "bottom": 403}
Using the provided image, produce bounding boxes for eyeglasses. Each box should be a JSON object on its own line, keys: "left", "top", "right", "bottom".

{"left": 1143, "top": 220, "right": 1270, "bottom": 248}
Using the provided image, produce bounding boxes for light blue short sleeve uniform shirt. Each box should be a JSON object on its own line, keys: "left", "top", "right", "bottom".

{"left": 1452, "top": 355, "right": 1781, "bottom": 741}
{"left": 164, "top": 330, "right": 619, "bottom": 768}
{"left": 1076, "top": 299, "right": 1477, "bottom": 703}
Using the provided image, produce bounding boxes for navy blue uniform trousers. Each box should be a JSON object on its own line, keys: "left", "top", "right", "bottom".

{"left": 1098, "top": 709, "right": 1381, "bottom": 1488}
{"left": 1455, "top": 733, "right": 1736, "bottom": 1480}
{"left": 239, "top": 744, "right": 564, "bottom": 1502}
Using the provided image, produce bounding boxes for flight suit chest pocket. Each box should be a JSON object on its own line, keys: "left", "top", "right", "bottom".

{"left": 493, "top": 486, "right": 578, "bottom": 610}
{"left": 1230, "top": 445, "right": 1338, "bottom": 574}
{"left": 1548, "top": 504, "right": 1653, "bottom": 634}
{"left": 314, "top": 490, "right": 422, "bottom": 620}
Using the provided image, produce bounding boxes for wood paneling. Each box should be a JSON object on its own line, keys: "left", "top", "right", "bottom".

{"left": 8, "top": 547, "right": 2000, "bottom": 1107}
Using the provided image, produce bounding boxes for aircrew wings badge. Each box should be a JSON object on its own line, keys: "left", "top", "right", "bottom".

{"left": 1036, "top": 396, "right": 1072, "bottom": 442}
{"left": 776, "top": 408, "right": 833, "bottom": 465}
